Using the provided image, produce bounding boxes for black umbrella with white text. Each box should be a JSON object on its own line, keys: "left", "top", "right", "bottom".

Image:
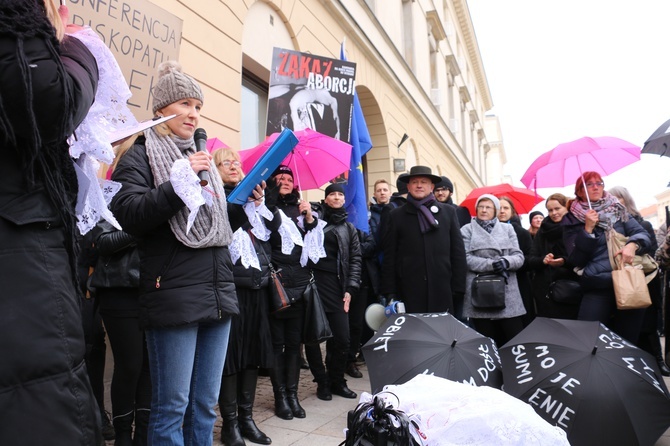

{"left": 362, "top": 312, "right": 502, "bottom": 394}
{"left": 499, "top": 318, "right": 670, "bottom": 446}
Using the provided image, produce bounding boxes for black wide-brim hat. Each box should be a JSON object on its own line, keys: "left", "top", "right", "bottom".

{"left": 399, "top": 165, "right": 441, "bottom": 184}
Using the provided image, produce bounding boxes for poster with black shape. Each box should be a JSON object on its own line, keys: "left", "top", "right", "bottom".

{"left": 266, "top": 48, "right": 356, "bottom": 183}
{"left": 69, "top": 0, "right": 183, "bottom": 120}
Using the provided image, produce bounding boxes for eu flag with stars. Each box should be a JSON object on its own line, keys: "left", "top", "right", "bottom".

{"left": 341, "top": 43, "right": 372, "bottom": 232}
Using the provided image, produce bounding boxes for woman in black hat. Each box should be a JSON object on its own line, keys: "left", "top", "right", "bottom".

{"left": 306, "top": 184, "right": 362, "bottom": 400}
{"left": 263, "top": 165, "right": 316, "bottom": 420}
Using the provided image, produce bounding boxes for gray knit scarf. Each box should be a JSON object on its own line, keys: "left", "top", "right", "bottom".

{"left": 145, "top": 128, "right": 232, "bottom": 248}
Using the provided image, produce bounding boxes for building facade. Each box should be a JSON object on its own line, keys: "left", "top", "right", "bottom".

{"left": 75, "top": 0, "right": 501, "bottom": 204}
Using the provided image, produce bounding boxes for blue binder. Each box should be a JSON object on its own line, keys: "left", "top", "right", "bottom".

{"left": 226, "top": 128, "right": 299, "bottom": 205}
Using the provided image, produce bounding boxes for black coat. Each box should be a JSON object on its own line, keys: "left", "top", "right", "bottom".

{"left": 264, "top": 190, "right": 315, "bottom": 319}
{"left": 507, "top": 216, "right": 535, "bottom": 322}
{"left": 111, "top": 139, "right": 239, "bottom": 329}
{"left": 380, "top": 200, "right": 467, "bottom": 313}
{"left": 0, "top": 29, "right": 101, "bottom": 445}
{"left": 358, "top": 228, "right": 381, "bottom": 297}
{"left": 527, "top": 217, "right": 581, "bottom": 318}
{"left": 90, "top": 220, "right": 140, "bottom": 290}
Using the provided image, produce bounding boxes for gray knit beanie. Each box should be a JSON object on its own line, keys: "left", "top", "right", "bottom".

{"left": 152, "top": 61, "right": 204, "bottom": 114}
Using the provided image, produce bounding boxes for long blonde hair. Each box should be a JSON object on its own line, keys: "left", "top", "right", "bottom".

{"left": 44, "top": 0, "right": 65, "bottom": 41}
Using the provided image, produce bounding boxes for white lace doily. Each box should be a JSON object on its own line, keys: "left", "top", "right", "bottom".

{"left": 301, "top": 219, "right": 326, "bottom": 267}
{"left": 244, "top": 201, "right": 273, "bottom": 241}
{"left": 277, "top": 209, "right": 304, "bottom": 255}
{"left": 229, "top": 202, "right": 274, "bottom": 270}
{"left": 67, "top": 27, "right": 138, "bottom": 234}
{"left": 74, "top": 153, "right": 122, "bottom": 234}
{"left": 171, "top": 159, "right": 213, "bottom": 234}
{"left": 229, "top": 228, "right": 260, "bottom": 270}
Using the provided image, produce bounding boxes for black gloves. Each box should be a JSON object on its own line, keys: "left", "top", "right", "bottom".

{"left": 264, "top": 177, "right": 280, "bottom": 208}
{"left": 492, "top": 258, "right": 509, "bottom": 274}
{"left": 384, "top": 293, "right": 397, "bottom": 306}
{"left": 492, "top": 258, "right": 510, "bottom": 281}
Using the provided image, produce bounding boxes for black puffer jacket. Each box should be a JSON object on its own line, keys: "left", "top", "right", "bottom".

{"left": 111, "top": 138, "right": 239, "bottom": 328}
{"left": 0, "top": 10, "right": 101, "bottom": 445}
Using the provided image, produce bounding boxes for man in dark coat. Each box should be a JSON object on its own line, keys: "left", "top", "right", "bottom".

{"left": 381, "top": 166, "right": 467, "bottom": 313}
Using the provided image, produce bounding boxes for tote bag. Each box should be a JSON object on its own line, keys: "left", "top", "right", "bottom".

{"left": 606, "top": 229, "right": 658, "bottom": 283}
{"left": 610, "top": 255, "right": 652, "bottom": 310}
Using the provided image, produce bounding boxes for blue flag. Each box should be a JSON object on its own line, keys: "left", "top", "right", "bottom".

{"left": 341, "top": 43, "right": 372, "bottom": 232}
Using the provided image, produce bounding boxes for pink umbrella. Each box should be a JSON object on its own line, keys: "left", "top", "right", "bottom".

{"left": 206, "top": 137, "right": 229, "bottom": 152}
{"left": 520, "top": 136, "right": 641, "bottom": 191}
{"left": 239, "top": 128, "right": 352, "bottom": 191}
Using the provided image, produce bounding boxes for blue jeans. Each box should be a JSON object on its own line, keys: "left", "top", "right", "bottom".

{"left": 145, "top": 319, "right": 231, "bottom": 446}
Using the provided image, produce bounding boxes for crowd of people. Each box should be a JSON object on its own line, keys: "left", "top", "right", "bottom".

{"left": 3, "top": 2, "right": 670, "bottom": 445}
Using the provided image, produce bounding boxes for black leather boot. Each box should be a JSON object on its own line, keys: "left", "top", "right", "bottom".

{"left": 112, "top": 412, "right": 133, "bottom": 446}
{"left": 657, "top": 354, "right": 670, "bottom": 377}
{"left": 285, "top": 354, "right": 306, "bottom": 418}
{"left": 238, "top": 369, "right": 272, "bottom": 444}
{"left": 269, "top": 353, "right": 293, "bottom": 420}
{"left": 305, "top": 343, "right": 331, "bottom": 401}
{"left": 650, "top": 334, "right": 670, "bottom": 376}
{"left": 645, "top": 332, "right": 670, "bottom": 377}
{"left": 132, "top": 408, "right": 150, "bottom": 446}
{"left": 218, "top": 374, "right": 245, "bottom": 446}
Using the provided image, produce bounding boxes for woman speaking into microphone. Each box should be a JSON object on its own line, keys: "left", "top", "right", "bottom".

{"left": 111, "top": 61, "right": 238, "bottom": 445}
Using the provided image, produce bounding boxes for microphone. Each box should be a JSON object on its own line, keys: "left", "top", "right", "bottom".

{"left": 383, "top": 301, "right": 406, "bottom": 317}
{"left": 193, "top": 128, "right": 209, "bottom": 187}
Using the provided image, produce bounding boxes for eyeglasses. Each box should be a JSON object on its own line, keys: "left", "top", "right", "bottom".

{"left": 585, "top": 181, "right": 604, "bottom": 188}
{"left": 477, "top": 205, "right": 495, "bottom": 211}
{"left": 219, "top": 160, "right": 241, "bottom": 168}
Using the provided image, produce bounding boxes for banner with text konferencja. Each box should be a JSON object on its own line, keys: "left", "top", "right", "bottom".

{"left": 266, "top": 47, "right": 357, "bottom": 146}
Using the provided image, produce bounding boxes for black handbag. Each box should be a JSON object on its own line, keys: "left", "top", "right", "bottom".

{"left": 546, "top": 279, "right": 583, "bottom": 305}
{"left": 471, "top": 273, "right": 506, "bottom": 310}
{"left": 303, "top": 274, "right": 333, "bottom": 345}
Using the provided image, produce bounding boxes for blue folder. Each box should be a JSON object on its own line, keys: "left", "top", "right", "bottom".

{"left": 226, "top": 128, "right": 299, "bottom": 205}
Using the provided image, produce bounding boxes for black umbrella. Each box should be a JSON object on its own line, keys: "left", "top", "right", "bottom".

{"left": 361, "top": 312, "right": 502, "bottom": 394}
{"left": 499, "top": 317, "right": 670, "bottom": 446}
{"left": 642, "top": 118, "right": 670, "bottom": 156}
